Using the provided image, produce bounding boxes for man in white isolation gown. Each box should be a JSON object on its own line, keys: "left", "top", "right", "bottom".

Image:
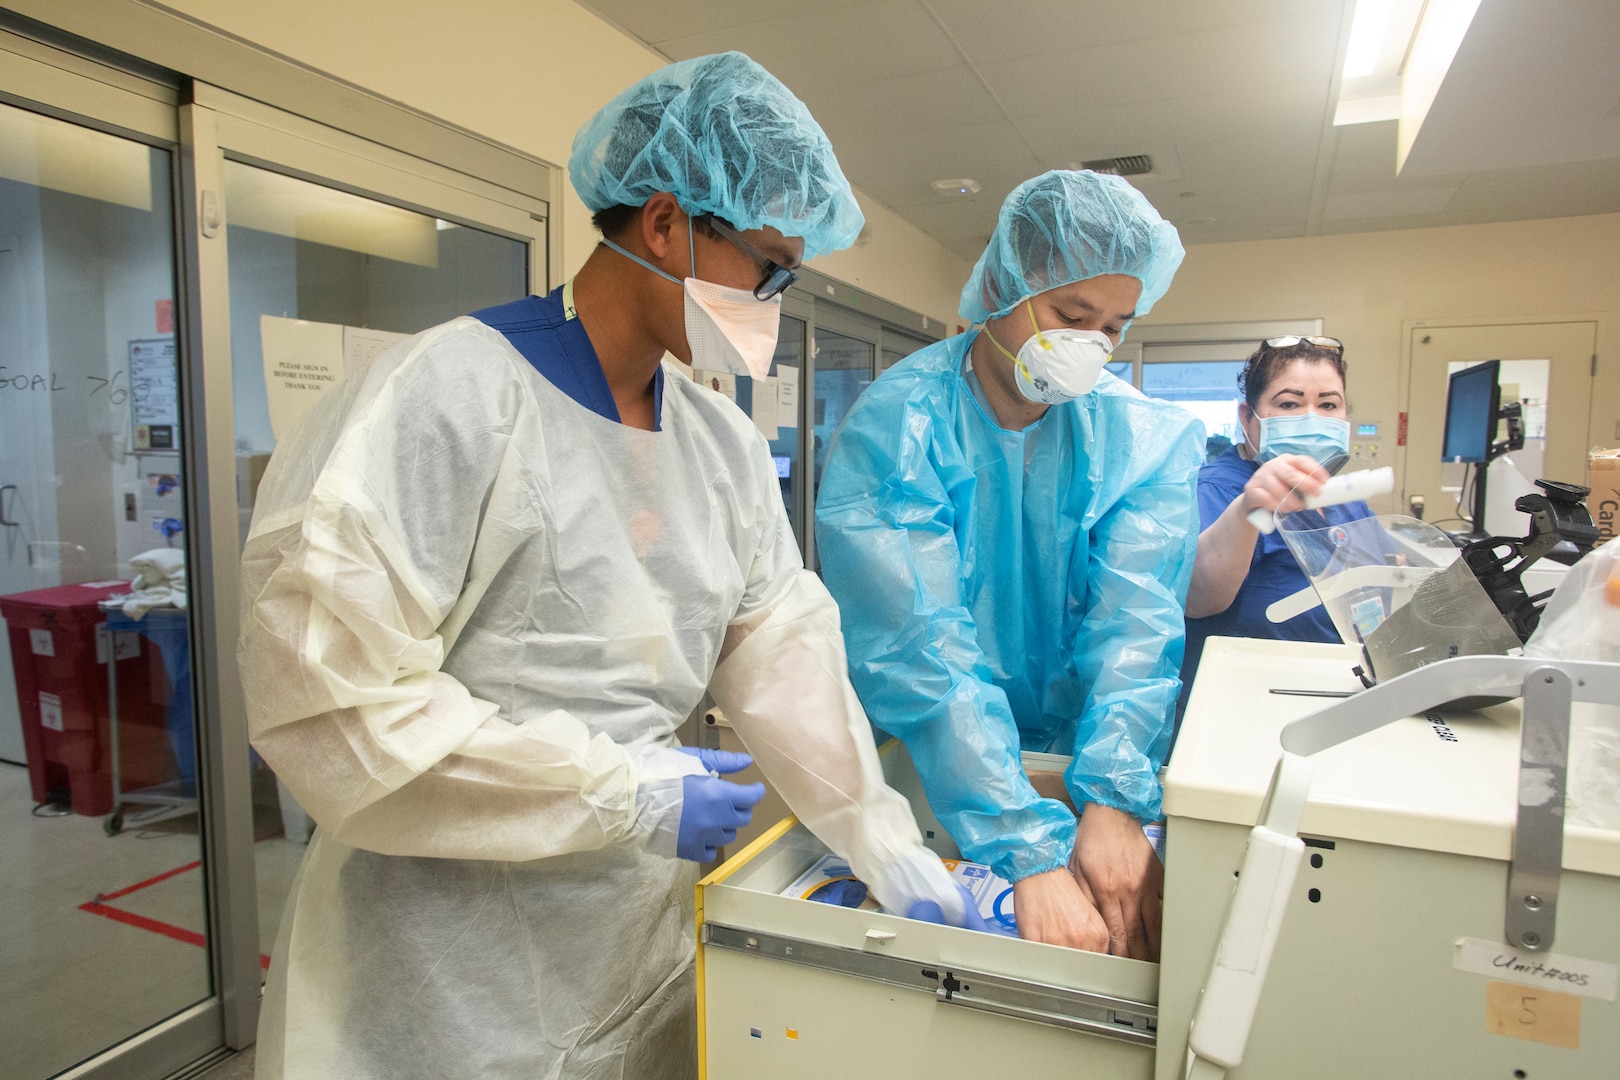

{"left": 239, "top": 51, "right": 974, "bottom": 1080}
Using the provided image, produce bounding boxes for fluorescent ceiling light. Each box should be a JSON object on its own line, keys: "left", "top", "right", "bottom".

{"left": 1398, "top": 0, "right": 1484, "bottom": 171}
{"left": 1343, "top": 0, "right": 1395, "bottom": 79}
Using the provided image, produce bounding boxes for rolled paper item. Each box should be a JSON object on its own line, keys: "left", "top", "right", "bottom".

{"left": 1248, "top": 467, "right": 1395, "bottom": 534}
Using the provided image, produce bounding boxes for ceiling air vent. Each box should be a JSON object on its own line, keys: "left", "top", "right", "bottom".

{"left": 1079, "top": 155, "right": 1153, "bottom": 177}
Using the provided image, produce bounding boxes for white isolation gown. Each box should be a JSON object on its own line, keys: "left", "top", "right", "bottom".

{"left": 239, "top": 307, "right": 956, "bottom": 1079}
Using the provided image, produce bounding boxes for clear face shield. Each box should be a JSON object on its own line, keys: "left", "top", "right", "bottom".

{"left": 1270, "top": 457, "right": 1524, "bottom": 707}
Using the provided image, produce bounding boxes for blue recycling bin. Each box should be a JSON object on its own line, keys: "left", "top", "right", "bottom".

{"left": 104, "top": 606, "right": 195, "bottom": 785}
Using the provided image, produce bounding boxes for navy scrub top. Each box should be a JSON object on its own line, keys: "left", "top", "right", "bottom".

{"left": 473, "top": 284, "right": 665, "bottom": 428}
{"left": 1178, "top": 447, "right": 1371, "bottom": 717}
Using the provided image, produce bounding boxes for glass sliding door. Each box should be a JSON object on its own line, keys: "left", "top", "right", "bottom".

{"left": 764, "top": 315, "right": 806, "bottom": 542}
{"left": 0, "top": 98, "right": 211, "bottom": 1079}
{"left": 217, "top": 160, "right": 531, "bottom": 977}
{"left": 811, "top": 328, "right": 876, "bottom": 510}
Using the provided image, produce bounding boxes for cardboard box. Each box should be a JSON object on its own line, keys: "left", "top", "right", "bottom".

{"left": 1590, "top": 449, "right": 1620, "bottom": 543}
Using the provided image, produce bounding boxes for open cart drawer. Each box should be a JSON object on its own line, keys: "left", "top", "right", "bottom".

{"left": 696, "top": 746, "right": 1159, "bottom": 1079}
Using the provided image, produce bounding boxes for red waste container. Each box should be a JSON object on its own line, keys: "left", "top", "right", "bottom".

{"left": 0, "top": 582, "right": 177, "bottom": 817}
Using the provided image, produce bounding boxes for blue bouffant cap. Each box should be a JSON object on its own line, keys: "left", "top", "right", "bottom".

{"left": 569, "top": 52, "right": 864, "bottom": 260}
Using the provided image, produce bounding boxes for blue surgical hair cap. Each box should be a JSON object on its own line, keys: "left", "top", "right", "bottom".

{"left": 568, "top": 52, "right": 864, "bottom": 261}
{"left": 959, "top": 170, "right": 1185, "bottom": 325}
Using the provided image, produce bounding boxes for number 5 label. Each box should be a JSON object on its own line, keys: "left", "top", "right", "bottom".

{"left": 1485, "top": 980, "right": 1581, "bottom": 1049}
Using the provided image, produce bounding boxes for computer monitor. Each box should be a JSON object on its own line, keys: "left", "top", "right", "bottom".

{"left": 1441, "top": 359, "right": 1501, "bottom": 464}
{"left": 772, "top": 454, "right": 792, "bottom": 480}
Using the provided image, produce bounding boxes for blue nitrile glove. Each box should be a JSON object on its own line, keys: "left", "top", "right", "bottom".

{"left": 675, "top": 748, "right": 766, "bottom": 862}
{"left": 906, "top": 885, "right": 990, "bottom": 932}
{"left": 677, "top": 747, "right": 755, "bottom": 774}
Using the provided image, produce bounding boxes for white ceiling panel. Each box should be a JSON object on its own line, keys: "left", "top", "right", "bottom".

{"left": 652, "top": 0, "right": 960, "bottom": 92}
{"left": 924, "top": 0, "right": 1331, "bottom": 65}
{"left": 1171, "top": 191, "right": 1313, "bottom": 230}
{"left": 585, "top": 0, "right": 869, "bottom": 45}
{"left": 1323, "top": 187, "right": 1459, "bottom": 221}
{"left": 976, "top": 17, "right": 1338, "bottom": 119}
{"left": 1439, "top": 158, "right": 1620, "bottom": 224}
{"left": 1013, "top": 85, "right": 1327, "bottom": 162}
{"left": 800, "top": 66, "right": 1003, "bottom": 144}
{"left": 576, "top": 0, "right": 1620, "bottom": 251}
{"left": 1399, "top": 0, "right": 1620, "bottom": 176}
{"left": 1174, "top": 134, "right": 1322, "bottom": 200}
{"left": 1176, "top": 222, "right": 1309, "bottom": 245}
{"left": 832, "top": 121, "right": 1045, "bottom": 201}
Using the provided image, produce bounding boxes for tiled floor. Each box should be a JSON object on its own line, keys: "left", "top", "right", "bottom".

{"left": 0, "top": 762, "right": 304, "bottom": 1078}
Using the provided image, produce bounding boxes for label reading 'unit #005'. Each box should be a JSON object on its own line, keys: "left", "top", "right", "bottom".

{"left": 1453, "top": 937, "right": 1617, "bottom": 1001}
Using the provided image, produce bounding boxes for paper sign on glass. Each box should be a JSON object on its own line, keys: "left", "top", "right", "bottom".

{"left": 751, "top": 375, "right": 779, "bottom": 439}
{"left": 261, "top": 315, "right": 345, "bottom": 439}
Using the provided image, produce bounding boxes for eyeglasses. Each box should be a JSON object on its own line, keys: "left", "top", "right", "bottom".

{"left": 704, "top": 216, "right": 799, "bottom": 301}
{"left": 1263, "top": 335, "right": 1344, "bottom": 352}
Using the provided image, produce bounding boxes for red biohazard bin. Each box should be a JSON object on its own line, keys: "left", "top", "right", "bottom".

{"left": 0, "top": 582, "right": 177, "bottom": 817}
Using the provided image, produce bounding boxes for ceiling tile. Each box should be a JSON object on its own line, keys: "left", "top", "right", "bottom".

{"left": 654, "top": 0, "right": 962, "bottom": 93}
{"left": 1173, "top": 134, "right": 1320, "bottom": 200}
{"left": 1327, "top": 121, "right": 1471, "bottom": 198}
{"left": 1439, "top": 158, "right": 1620, "bottom": 224}
{"left": 802, "top": 66, "right": 1004, "bottom": 146}
{"left": 581, "top": 0, "right": 869, "bottom": 46}
{"left": 1168, "top": 192, "right": 1312, "bottom": 231}
{"left": 833, "top": 121, "right": 1045, "bottom": 203}
{"left": 976, "top": 17, "right": 1337, "bottom": 118}
{"left": 1013, "top": 86, "right": 1325, "bottom": 166}
{"left": 1327, "top": 121, "right": 1403, "bottom": 191}
{"left": 1178, "top": 222, "right": 1307, "bottom": 246}
{"left": 925, "top": 0, "right": 1337, "bottom": 65}
{"left": 1322, "top": 188, "right": 1459, "bottom": 221}
{"left": 1399, "top": 0, "right": 1620, "bottom": 176}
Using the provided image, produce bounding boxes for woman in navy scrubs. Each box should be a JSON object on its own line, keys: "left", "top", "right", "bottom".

{"left": 1179, "top": 337, "right": 1372, "bottom": 716}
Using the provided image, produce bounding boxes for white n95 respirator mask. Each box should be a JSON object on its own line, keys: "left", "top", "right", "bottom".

{"left": 985, "top": 300, "right": 1114, "bottom": 405}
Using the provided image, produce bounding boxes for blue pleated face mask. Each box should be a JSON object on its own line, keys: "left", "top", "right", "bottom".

{"left": 1255, "top": 412, "right": 1350, "bottom": 464}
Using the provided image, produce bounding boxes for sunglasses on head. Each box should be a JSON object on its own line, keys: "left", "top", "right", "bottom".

{"left": 1263, "top": 335, "right": 1343, "bottom": 352}
{"left": 704, "top": 216, "right": 798, "bottom": 301}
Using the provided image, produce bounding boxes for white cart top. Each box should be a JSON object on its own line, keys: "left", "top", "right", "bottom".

{"left": 1166, "top": 636, "right": 1618, "bottom": 877}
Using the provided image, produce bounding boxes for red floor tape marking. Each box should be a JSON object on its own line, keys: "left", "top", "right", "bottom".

{"left": 81, "top": 862, "right": 274, "bottom": 970}
{"left": 80, "top": 900, "right": 206, "bottom": 948}
{"left": 95, "top": 859, "right": 202, "bottom": 902}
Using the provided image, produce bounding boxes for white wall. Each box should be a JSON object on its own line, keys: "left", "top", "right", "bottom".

{"left": 164, "top": 0, "right": 973, "bottom": 325}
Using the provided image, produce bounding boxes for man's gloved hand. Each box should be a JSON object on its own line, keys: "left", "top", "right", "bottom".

{"left": 905, "top": 884, "right": 990, "bottom": 932}
{"left": 675, "top": 748, "right": 765, "bottom": 862}
{"left": 677, "top": 747, "right": 754, "bottom": 774}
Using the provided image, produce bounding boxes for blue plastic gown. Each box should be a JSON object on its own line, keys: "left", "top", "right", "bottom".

{"left": 816, "top": 335, "right": 1204, "bottom": 883}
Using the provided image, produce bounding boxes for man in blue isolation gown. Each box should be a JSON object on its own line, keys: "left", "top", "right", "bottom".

{"left": 817, "top": 170, "right": 1203, "bottom": 961}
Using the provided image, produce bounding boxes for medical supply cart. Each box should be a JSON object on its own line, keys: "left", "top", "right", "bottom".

{"left": 1159, "top": 637, "right": 1618, "bottom": 1079}
{"left": 696, "top": 747, "right": 1160, "bottom": 1078}
{"left": 100, "top": 600, "right": 196, "bottom": 834}
{"left": 698, "top": 637, "right": 1618, "bottom": 1079}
